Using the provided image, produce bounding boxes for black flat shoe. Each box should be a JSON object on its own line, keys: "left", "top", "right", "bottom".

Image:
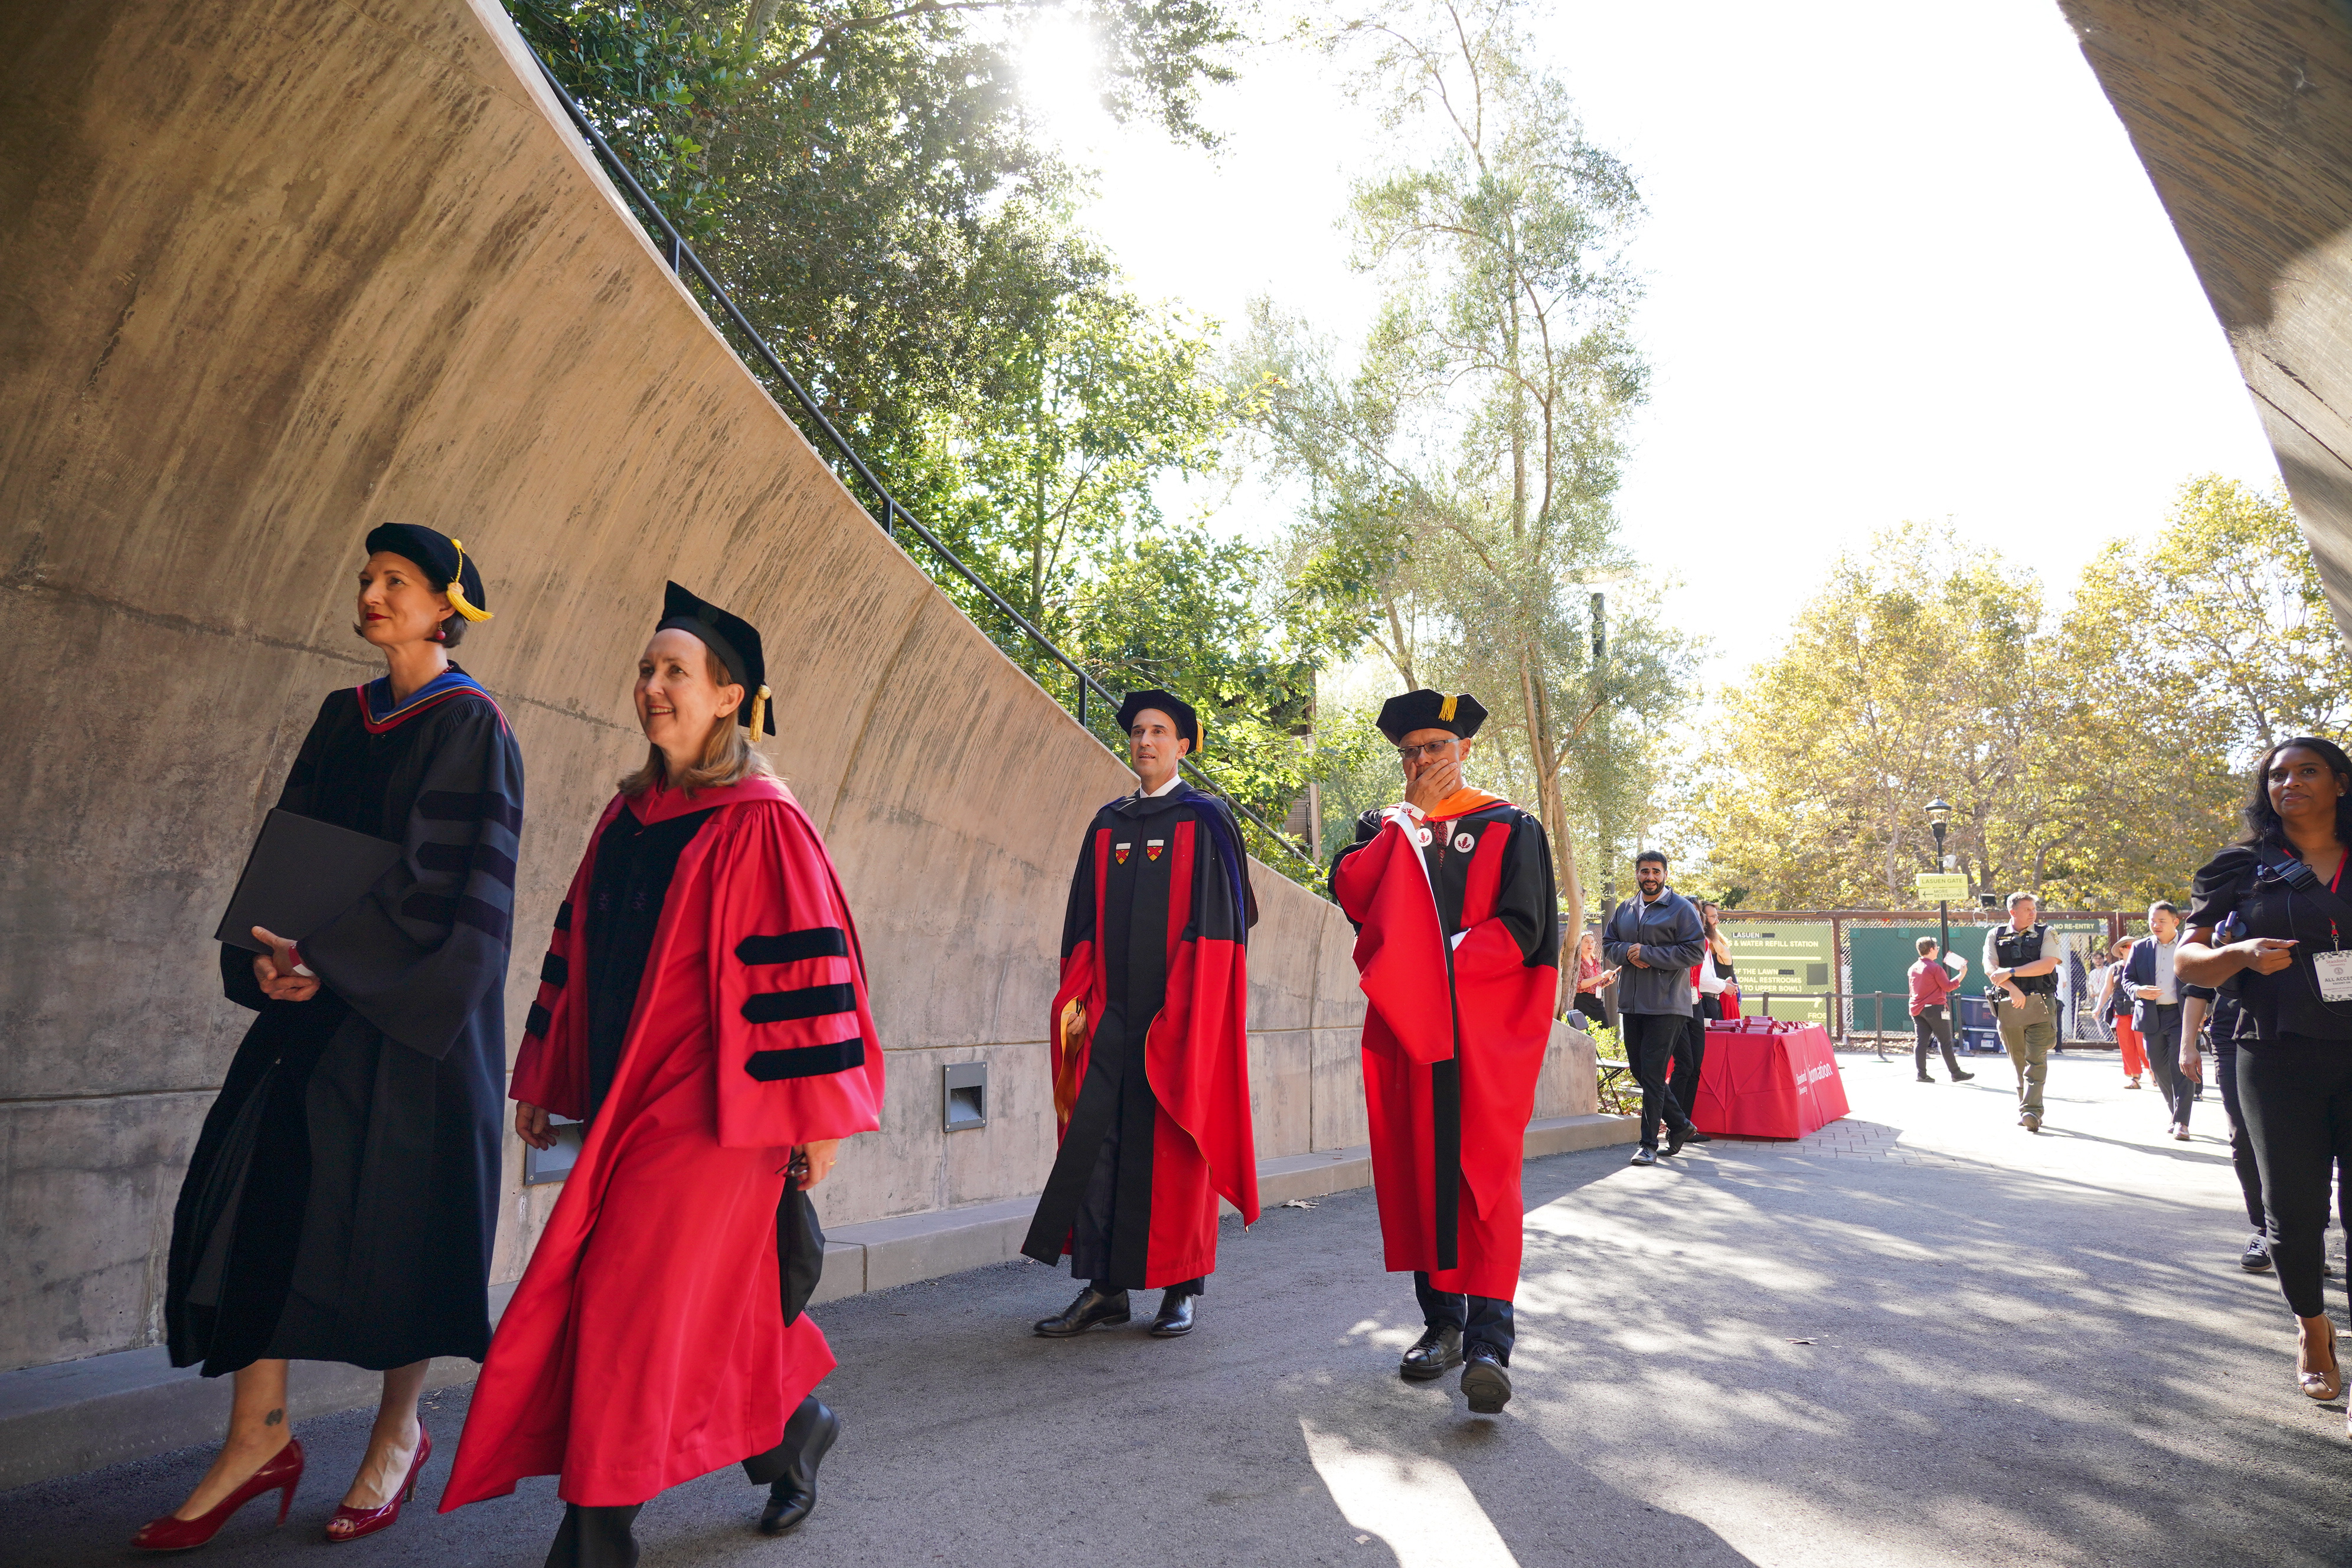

{"left": 1951, "top": 1070, "right": 1974, "bottom": 1082}
{"left": 1399, "top": 1324, "right": 1463, "bottom": 1382}
{"left": 1684, "top": 1130, "right": 1712, "bottom": 1144}
{"left": 2242, "top": 1234, "right": 2274, "bottom": 1272}
{"left": 1149, "top": 1291, "right": 1195, "bottom": 1338}
{"left": 1663, "top": 1126, "right": 1691, "bottom": 1157}
{"left": 1916, "top": 1074, "right": 1935, "bottom": 1083}
{"left": 750, "top": 1398, "right": 839, "bottom": 1537}
{"left": 1628, "top": 1147, "right": 1657, "bottom": 1167}
{"left": 1033, "top": 1285, "right": 1131, "bottom": 1337}
{"left": 1461, "top": 1346, "right": 1511, "bottom": 1415}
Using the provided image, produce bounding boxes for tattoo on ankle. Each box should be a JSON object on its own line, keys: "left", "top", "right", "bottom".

{"left": 264, "top": 1408, "right": 284, "bottom": 1426}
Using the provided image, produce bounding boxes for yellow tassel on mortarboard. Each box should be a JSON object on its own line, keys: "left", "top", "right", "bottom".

{"left": 443, "top": 538, "right": 493, "bottom": 622}
{"left": 747, "top": 684, "right": 770, "bottom": 741}
{"left": 1439, "top": 693, "right": 1458, "bottom": 722}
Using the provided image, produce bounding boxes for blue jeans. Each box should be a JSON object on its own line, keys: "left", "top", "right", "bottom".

{"left": 1414, "top": 1272, "right": 1514, "bottom": 1363}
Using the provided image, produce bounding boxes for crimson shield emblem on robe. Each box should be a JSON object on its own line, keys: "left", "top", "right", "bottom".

{"left": 1147, "top": 839, "right": 1165, "bottom": 860}
{"left": 1115, "top": 842, "right": 1131, "bottom": 864}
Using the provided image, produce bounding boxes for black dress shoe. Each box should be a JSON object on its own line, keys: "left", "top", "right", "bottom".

{"left": 1684, "top": 1130, "right": 1712, "bottom": 1144}
{"left": 544, "top": 1502, "right": 642, "bottom": 1568}
{"left": 749, "top": 1397, "right": 839, "bottom": 1536}
{"left": 1461, "top": 1345, "right": 1512, "bottom": 1414}
{"left": 1916, "top": 1074, "right": 1936, "bottom": 1083}
{"left": 1951, "top": 1070, "right": 1974, "bottom": 1082}
{"left": 1033, "top": 1285, "right": 1131, "bottom": 1337}
{"left": 1628, "top": 1146, "right": 1658, "bottom": 1167}
{"left": 1149, "top": 1291, "right": 1195, "bottom": 1337}
{"left": 1664, "top": 1126, "right": 1691, "bottom": 1157}
{"left": 1399, "top": 1324, "right": 1463, "bottom": 1381}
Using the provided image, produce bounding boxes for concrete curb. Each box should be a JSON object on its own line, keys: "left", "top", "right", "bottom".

{"left": 0, "top": 1114, "right": 1636, "bottom": 1491}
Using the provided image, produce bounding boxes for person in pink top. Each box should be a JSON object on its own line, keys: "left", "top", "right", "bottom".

{"left": 1908, "top": 937, "right": 1975, "bottom": 1084}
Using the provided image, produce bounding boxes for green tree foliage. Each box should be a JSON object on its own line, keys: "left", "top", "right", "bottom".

{"left": 1230, "top": 0, "right": 1690, "bottom": 919}
{"left": 1698, "top": 479, "right": 2350, "bottom": 913}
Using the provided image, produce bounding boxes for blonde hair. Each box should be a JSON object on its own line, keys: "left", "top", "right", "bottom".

{"left": 618, "top": 642, "right": 777, "bottom": 796}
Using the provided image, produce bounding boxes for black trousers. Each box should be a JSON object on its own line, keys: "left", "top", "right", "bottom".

{"left": 1415, "top": 1271, "right": 1514, "bottom": 1362}
{"left": 2237, "top": 1037, "right": 2352, "bottom": 1319}
{"left": 1668, "top": 1015, "right": 1707, "bottom": 1125}
{"left": 1913, "top": 1007, "right": 1962, "bottom": 1078}
{"left": 1624, "top": 1011, "right": 1695, "bottom": 1150}
{"left": 2216, "top": 1034, "right": 2266, "bottom": 1231}
{"left": 2142, "top": 1004, "right": 2193, "bottom": 1128}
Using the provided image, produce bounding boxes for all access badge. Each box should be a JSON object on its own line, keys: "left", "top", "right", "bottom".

{"left": 1453, "top": 832, "right": 1475, "bottom": 852}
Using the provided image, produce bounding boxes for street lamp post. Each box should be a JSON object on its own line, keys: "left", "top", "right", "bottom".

{"left": 1926, "top": 798, "right": 1953, "bottom": 960}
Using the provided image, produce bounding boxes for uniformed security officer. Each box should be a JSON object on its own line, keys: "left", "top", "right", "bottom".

{"left": 1982, "top": 891, "right": 2062, "bottom": 1131}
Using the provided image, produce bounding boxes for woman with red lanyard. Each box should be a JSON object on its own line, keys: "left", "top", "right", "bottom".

{"left": 2099, "top": 937, "right": 2149, "bottom": 1087}
{"left": 2179, "top": 736, "right": 2352, "bottom": 1433}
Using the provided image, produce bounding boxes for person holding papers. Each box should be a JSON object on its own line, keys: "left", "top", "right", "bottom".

{"left": 140, "top": 525, "right": 521, "bottom": 1550}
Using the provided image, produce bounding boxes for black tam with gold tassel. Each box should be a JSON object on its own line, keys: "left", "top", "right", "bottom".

{"left": 658, "top": 582, "right": 774, "bottom": 737}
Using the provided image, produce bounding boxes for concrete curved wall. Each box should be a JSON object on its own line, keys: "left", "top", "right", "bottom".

{"left": 0, "top": 0, "right": 1421, "bottom": 1373}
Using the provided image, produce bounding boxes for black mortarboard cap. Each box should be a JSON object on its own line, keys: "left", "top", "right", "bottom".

{"left": 1116, "top": 689, "right": 1201, "bottom": 754}
{"left": 657, "top": 581, "right": 774, "bottom": 736}
{"left": 1376, "top": 688, "right": 1487, "bottom": 742}
{"left": 364, "top": 524, "right": 492, "bottom": 622}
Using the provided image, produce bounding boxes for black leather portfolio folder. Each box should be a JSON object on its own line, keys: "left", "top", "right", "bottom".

{"left": 213, "top": 809, "right": 403, "bottom": 954}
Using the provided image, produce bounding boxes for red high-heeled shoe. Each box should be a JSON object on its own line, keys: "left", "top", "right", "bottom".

{"left": 132, "top": 1436, "right": 304, "bottom": 1551}
{"left": 324, "top": 1425, "right": 430, "bottom": 1543}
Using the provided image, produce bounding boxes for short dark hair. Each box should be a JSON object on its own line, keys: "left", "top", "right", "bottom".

{"left": 1635, "top": 850, "right": 1667, "bottom": 870}
{"left": 2149, "top": 900, "right": 2179, "bottom": 918}
{"left": 1915, "top": 936, "right": 1938, "bottom": 956}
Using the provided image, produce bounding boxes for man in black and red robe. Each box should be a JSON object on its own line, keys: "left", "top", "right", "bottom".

{"left": 1331, "top": 689, "right": 1560, "bottom": 1415}
{"left": 1021, "top": 690, "right": 1259, "bottom": 1340}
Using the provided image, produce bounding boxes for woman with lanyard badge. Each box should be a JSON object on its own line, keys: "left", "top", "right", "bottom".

{"left": 2179, "top": 736, "right": 2352, "bottom": 1434}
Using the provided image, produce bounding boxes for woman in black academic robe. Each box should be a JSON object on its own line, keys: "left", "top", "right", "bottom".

{"left": 136, "top": 525, "right": 523, "bottom": 1551}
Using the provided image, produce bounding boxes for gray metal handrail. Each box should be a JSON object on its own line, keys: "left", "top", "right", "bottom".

{"left": 522, "top": 43, "right": 1321, "bottom": 876}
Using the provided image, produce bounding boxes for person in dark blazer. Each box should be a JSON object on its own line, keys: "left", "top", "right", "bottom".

{"left": 138, "top": 526, "right": 521, "bottom": 1551}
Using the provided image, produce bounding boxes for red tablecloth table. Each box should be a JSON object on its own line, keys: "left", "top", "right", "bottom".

{"left": 1690, "top": 1021, "right": 1849, "bottom": 1138}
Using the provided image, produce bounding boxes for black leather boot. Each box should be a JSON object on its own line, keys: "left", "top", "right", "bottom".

{"left": 1033, "top": 1285, "right": 1131, "bottom": 1337}
{"left": 544, "top": 1502, "right": 641, "bottom": 1568}
{"left": 1461, "top": 1344, "right": 1513, "bottom": 1415}
{"left": 745, "top": 1397, "right": 839, "bottom": 1536}
{"left": 1398, "top": 1324, "right": 1463, "bottom": 1381}
{"left": 1149, "top": 1289, "right": 1195, "bottom": 1337}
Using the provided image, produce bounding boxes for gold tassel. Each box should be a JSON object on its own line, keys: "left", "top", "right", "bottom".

{"left": 443, "top": 538, "right": 493, "bottom": 622}
{"left": 1439, "top": 693, "right": 1458, "bottom": 721}
{"left": 747, "top": 684, "right": 770, "bottom": 741}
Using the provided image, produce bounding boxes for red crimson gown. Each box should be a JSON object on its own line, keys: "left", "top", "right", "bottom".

{"left": 440, "top": 775, "right": 884, "bottom": 1511}
{"left": 1020, "top": 782, "right": 1259, "bottom": 1288}
{"left": 1330, "top": 793, "right": 1560, "bottom": 1300}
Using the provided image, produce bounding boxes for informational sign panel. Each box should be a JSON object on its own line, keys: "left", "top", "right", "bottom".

{"left": 1721, "top": 920, "right": 1834, "bottom": 1026}
{"left": 1914, "top": 873, "right": 1970, "bottom": 903}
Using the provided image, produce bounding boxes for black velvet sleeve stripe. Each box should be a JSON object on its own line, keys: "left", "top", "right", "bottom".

{"left": 734, "top": 929, "right": 848, "bottom": 966}
{"left": 525, "top": 1001, "right": 552, "bottom": 1039}
{"left": 403, "top": 890, "right": 456, "bottom": 926}
{"left": 453, "top": 896, "right": 511, "bottom": 945}
{"left": 417, "top": 789, "right": 524, "bottom": 833}
{"left": 740, "top": 982, "right": 858, "bottom": 1024}
{"left": 418, "top": 839, "right": 518, "bottom": 888}
{"left": 553, "top": 900, "right": 573, "bottom": 932}
{"left": 744, "top": 1035, "right": 867, "bottom": 1081}
{"left": 541, "top": 952, "right": 567, "bottom": 988}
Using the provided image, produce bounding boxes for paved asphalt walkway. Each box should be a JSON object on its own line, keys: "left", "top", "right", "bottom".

{"left": 11, "top": 1049, "right": 2351, "bottom": 1566}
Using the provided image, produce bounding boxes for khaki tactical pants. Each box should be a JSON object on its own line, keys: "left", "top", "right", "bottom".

{"left": 1997, "top": 994, "right": 2057, "bottom": 1118}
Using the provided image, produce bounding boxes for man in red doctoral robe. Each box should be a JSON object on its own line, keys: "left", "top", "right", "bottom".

{"left": 440, "top": 584, "right": 884, "bottom": 1564}
{"left": 1330, "top": 689, "right": 1560, "bottom": 1415}
{"left": 1020, "top": 690, "right": 1259, "bottom": 1340}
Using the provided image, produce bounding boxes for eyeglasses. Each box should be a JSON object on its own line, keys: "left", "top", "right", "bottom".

{"left": 1394, "top": 740, "right": 1459, "bottom": 762}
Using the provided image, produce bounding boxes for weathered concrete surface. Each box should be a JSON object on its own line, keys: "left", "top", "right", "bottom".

{"left": 5, "top": 1054, "right": 2343, "bottom": 1566}
{"left": 0, "top": 0, "right": 1370, "bottom": 1374}
{"left": 2060, "top": 1, "right": 2352, "bottom": 640}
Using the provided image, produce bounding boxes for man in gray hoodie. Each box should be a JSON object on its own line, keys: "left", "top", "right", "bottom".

{"left": 1602, "top": 851, "right": 1707, "bottom": 1165}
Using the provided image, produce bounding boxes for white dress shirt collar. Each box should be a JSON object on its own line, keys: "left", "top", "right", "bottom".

{"left": 1137, "top": 772, "right": 1183, "bottom": 799}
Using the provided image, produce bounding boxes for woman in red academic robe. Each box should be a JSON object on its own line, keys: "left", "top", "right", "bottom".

{"left": 440, "top": 583, "right": 884, "bottom": 1566}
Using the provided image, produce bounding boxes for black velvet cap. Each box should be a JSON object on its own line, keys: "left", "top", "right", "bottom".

{"left": 657, "top": 580, "right": 773, "bottom": 734}
{"left": 1376, "top": 688, "right": 1487, "bottom": 742}
{"left": 1116, "top": 688, "right": 1200, "bottom": 753}
{"left": 364, "top": 523, "right": 489, "bottom": 616}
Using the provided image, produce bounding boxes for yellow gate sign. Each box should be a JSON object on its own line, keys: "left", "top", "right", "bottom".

{"left": 1915, "top": 873, "right": 1970, "bottom": 903}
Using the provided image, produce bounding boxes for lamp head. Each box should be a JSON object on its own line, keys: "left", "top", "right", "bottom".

{"left": 1925, "top": 798, "right": 1952, "bottom": 828}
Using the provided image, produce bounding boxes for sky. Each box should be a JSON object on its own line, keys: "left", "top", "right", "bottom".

{"left": 1018, "top": 0, "right": 2284, "bottom": 687}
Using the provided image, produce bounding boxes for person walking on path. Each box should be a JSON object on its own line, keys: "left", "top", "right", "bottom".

{"left": 2178, "top": 736, "right": 2352, "bottom": 1433}
{"left": 139, "top": 526, "right": 520, "bottom": 1552}
{"left": 1984, "top": 891, "right": 2062, "bottom": 1132}
{"left": 1021, "top": 690, "right": 1259, "bottom": 1342}
{"left": 442, "top": 584, "right": 886, "bottom": 1560}
{"left": 1603, "top": 852, "right": 1707, "bottom": 1165}
{"left": 2125, "top": 902, "right": 2196, "bottom": 1140}
{"left": 2099, "top": 937, "right": 2149, "bottom": 1088}
{"left": 1329, "top": 689, "right": 1560, "bottom": 1415}
{"left": 1907, "top": 936, "right": 1975, "bottom": 1083}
